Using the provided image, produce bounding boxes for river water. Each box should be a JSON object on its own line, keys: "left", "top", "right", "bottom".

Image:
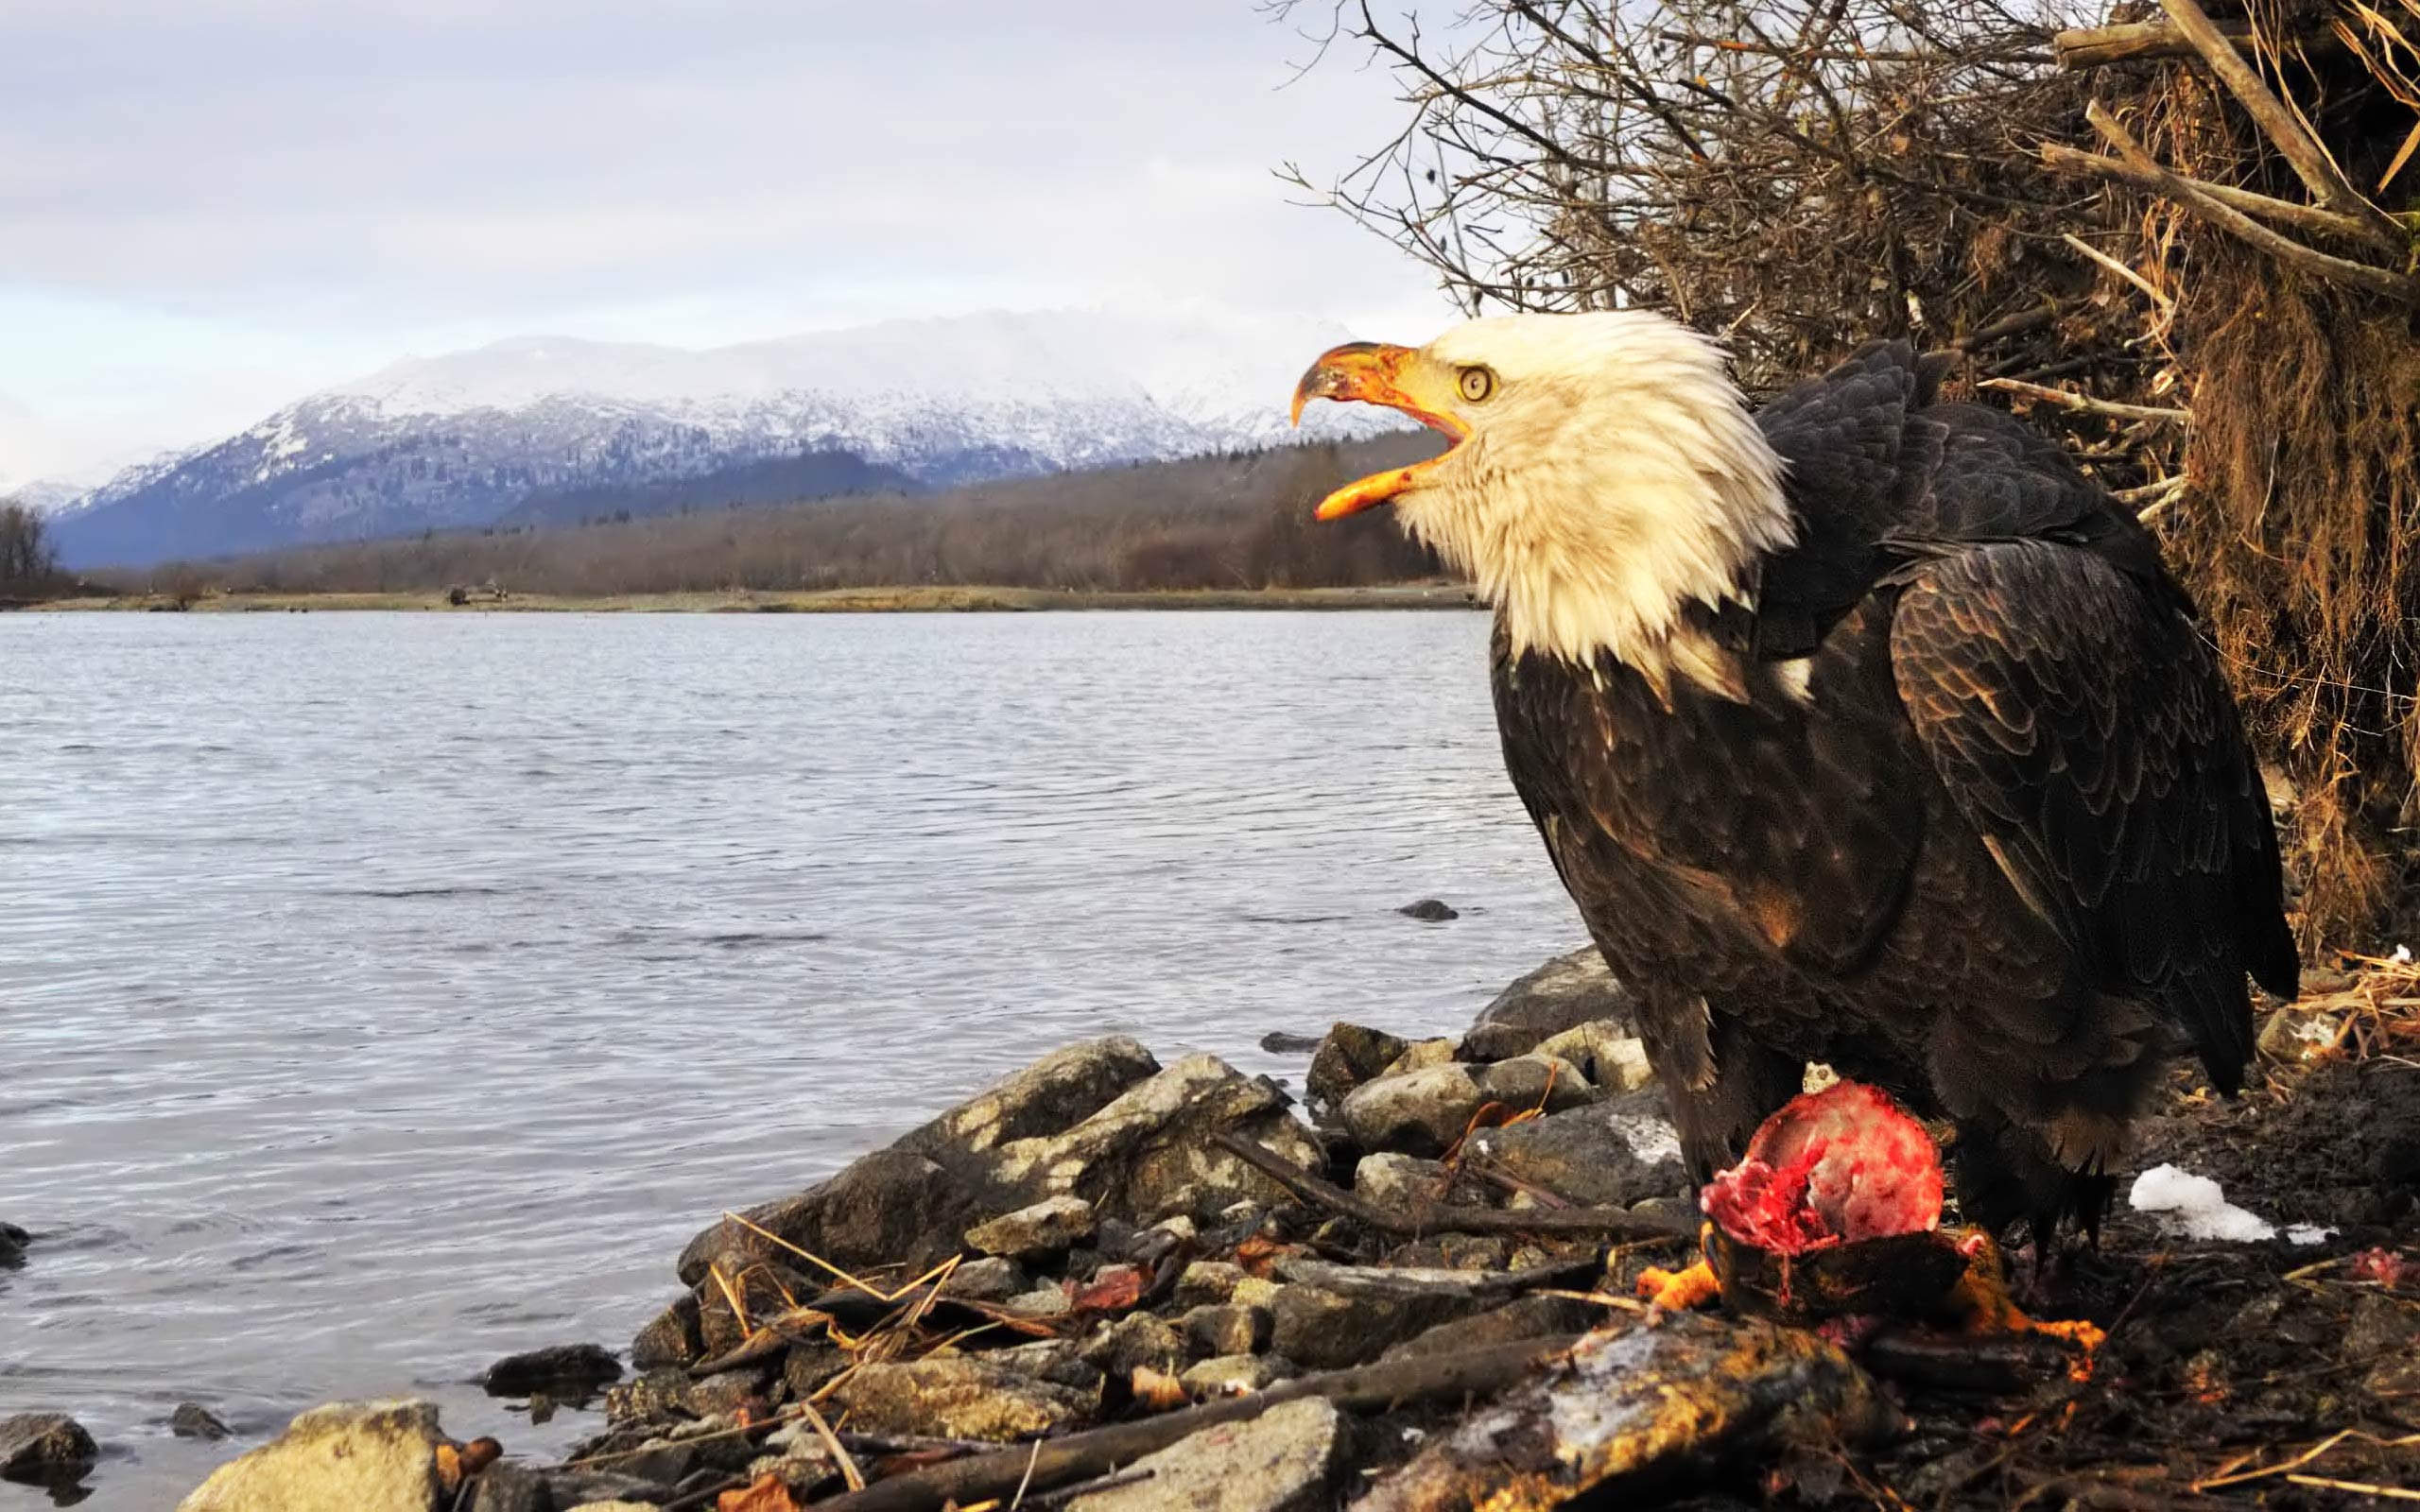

{"left": 0, "top": 610, "right": 1582, "bottom": 1508}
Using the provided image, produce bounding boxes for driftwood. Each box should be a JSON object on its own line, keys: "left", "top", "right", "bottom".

{"left": 1858, "top": 1327, "right": 2087, "bottom": 1394}
{"left": 2054, "top": 17, "right": 2261, "bottom": 69}
{"left": 808, "top": 1333, "right": 1582, "bottom": 1512}
{"left": 1210, "top": 1130, "right": 1699, "bottom": 1243}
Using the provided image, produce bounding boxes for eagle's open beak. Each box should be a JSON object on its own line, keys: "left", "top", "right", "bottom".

{"left": 1288, "top": 342, "right": 1468, "bottom": 520}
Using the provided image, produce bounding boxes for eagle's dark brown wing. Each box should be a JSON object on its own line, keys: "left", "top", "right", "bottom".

{"left": 1890, "top": 540, "right": 2298, "bottom": 1092}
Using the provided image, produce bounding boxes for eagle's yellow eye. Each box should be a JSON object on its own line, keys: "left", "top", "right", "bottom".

{"left": 1458, "top": 366, "right": 1496, "bottom": 403}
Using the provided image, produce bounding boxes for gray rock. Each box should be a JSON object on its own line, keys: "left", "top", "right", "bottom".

{"left": 1463, "top": 1100, "right": 1687, "bottom": 1208}
{"left": 1338, "top": 1064, "right": 1487, "bottom": 1157}
{"left": 784, "top": 1345, "right": 851, "bottom": 1401}
{"left": 0, "top": 1221, "right": 26, "bottom": 1266}
{"left": 465, "top": 1460, "right": 551, "bottom": 1512}
{"left": 170, "top": 1403, "right": 232, "bottom": 1440}
{"left": 832, "top": 1357, "right": 1096, "bottom": 1441}
{"left": 601, "top": 1365, "right": 765, "bottom": 1428}
{"left": 964, "top": 1194, "right": 1097, "bottom": 1259}
{"left": 681, "top": 1369, "right": 769, "bottom": 1419}
{"left": 1179, "top": 1354, "right": 1300, "bottom": 1397}
{"left": 1352, "top": 1152, "right": 1448, "bottom": 1208}
{"left": 679, "top": 1041, "right": 1323, "bottom": 1281}
{"left": 0, "top": 1413, "right": 95, "bottom": 1479}
{"left": 1398, "top": 899, "right": 1459, "bottom": 921}
{"left": 1009, "top": 1054, "right": 1323, "bottom": 1225}
{"left": 1599, "top": 1037, "right": 1654, "bottom": 1092}
{"left": 1174, "top": 1261, "right": 1248, "bottom": 1307}
{"left": 604, "top": 1367, "right": 688, "bottom": 1426}
{"left": 1258, "top": 1031, "right": 1322, "bottom": 1055}
{"left": 1067, "top": 1397, "right": 1346, "bottom": 1512}
{"left": 1380, "top": 1294, "right": 1599, "bottom": 1361}
{"left": 1477, "top": 1053, "right": 1597, "bottom": 1111}
{"left": 987, "top": 1340, "right": 1109, "bottom": 1397}
{"left": 1335, "top": 1053, "right": 1596, "bottom": 1159}
{"left": 1182, "top": 1303, "right": 1273, "bottom": 1358}
{"left": 176, "top": 1398, "right": 445, "bottom": 1512}
{"left": 483, "top": 1342, "right": 623, "bottom": 1397}
{"left": 465, "top": 1460, "right": 550, "bottom": 1512}
{"left": 1531, "top": 1022, "right": 1655, "bottom": 1092}
{"left": 1464, "top": 945, "right": 1634, "bottom": 1060}
{"left": 604, "top": 1435, "right": 697, "bottom": 1486}
{"left": 548, "top": 1465, "right": 675, "bottom": 1507}
{"left": 681, "top": 1144, "right": 992, "bottom": 1291}
{"left": 938, "top": 1255, "right": 1030, "bottom": 1303}
{"left": 630, "top": 1295, "right": 703, "bottom": 1370}
{"left": 1379, "top": 1039, "right": 1460, "bottom": 1076}
{"left": 1001, "top": 1286, "right": 1074, "bottom": 1318}
{"left": 678, "top": 1037, "right": 1160, "bottom": 1281}
{"left": 1304, "top": 1023, "right": 1410, "bottom": 1111}
{"left": 1081, "top": 1313, "right": 1186, "bottom": 1379}
{"left": 1267, "top": 1262, "right": 1519, "bottom": 1369}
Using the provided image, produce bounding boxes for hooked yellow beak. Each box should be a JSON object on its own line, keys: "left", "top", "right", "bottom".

{"left": 1288, "top": 342, "right": 1468, "bottom": 520}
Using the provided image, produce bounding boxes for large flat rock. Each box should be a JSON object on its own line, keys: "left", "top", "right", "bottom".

{"left": 1068, "top": 1398, "right": 1347, "bottom": 1512}
{"left": 675, "top": 1039, "right": 1322, "bottom": 1285}
{"left": 178, "top": 1399, "right": 448, "bottom": 1512}
{"left": 1463, "top": 946, "right": 1634, "bottom": 1060}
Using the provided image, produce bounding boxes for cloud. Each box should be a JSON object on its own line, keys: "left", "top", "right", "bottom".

{"left": 0, "top": 1, "right": 1453, "bottom": 476}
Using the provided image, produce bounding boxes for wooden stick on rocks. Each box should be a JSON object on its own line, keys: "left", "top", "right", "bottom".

{"left": 1208, "top": 1131, "right": 1699, "bottom": 1243}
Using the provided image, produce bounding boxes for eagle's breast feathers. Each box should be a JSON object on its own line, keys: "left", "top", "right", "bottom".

{"left": 1481, "top": 337, "right": 2295, "bottom": 1229}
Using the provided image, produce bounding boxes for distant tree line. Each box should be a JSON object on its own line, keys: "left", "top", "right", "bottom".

{"left": 108, "top": 437, "right": 1449, "bottom": 598}
{"left": 0, "top": 503, "right": 66, "bottom": 597}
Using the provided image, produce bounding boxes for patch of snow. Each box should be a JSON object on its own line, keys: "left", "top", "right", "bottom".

{"left": 2129, "top": 1163, "right": 2330, "bottom": 1246}
{"left": 2290, "top": 1014, "right": 2343, "bottom": 1048}
{"left": 320, "top": 303, "right": 1407, "bottom": 450}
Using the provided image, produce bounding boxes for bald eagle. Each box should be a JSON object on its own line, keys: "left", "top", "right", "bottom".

{"left": 1292, "top": 313, "right": 2297, "bottom": 1241}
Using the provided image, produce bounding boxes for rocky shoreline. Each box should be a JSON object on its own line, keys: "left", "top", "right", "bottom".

{"left": 13, "top": 944, "right": 2420, "bottom": 1510}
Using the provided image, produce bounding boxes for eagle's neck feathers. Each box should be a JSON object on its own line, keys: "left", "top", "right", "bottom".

{"left": 1403, "top": 317, "right": 1795, "bottom": 688}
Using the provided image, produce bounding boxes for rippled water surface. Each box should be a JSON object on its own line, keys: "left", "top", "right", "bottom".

{"left": 0, "top": 610, "right": 1582, "bottom": 1507}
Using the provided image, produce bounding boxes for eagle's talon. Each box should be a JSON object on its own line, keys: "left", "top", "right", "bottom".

{"left": 1636, "top": 1259, "right": 1721, "bottom": 1311}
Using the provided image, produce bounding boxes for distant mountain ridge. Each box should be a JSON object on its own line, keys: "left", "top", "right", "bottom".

{"left": 0, "top": 479, "right": 87, "bottom": 515}
{"left": 50, "top": 305, "right": 1403, "bottom": 567}
{"left": 503, "top": 449, "right": 924, "bottom": 527}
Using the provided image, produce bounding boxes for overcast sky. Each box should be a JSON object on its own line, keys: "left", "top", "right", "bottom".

{"left": 0, "top": 1, "right": 1456, "bottom": 484}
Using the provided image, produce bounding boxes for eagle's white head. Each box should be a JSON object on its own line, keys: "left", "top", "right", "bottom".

{"left": 1291, "top": 311, "right": 1792, "bottom": 672}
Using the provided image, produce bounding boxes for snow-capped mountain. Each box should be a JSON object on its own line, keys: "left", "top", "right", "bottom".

{"left": 0, "top": 479, "right": 88, "bottom": 516}
{"left": 52, "top": 305, "right": 1405, "bottom": 567}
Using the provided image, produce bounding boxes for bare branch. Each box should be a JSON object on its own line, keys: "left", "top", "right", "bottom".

{"left": 2155, "top": 0, "right": 2400, "bottom": 241}
{"left": 2061, "top": 232, "right": 2175, "bottom": 310}
{"left": 2084, "top": 101, "right": 2419, "bottom": 304}
{"left": 2054, "top": 18, "right": 2259, "bottom": 70}
{"left": 1979, "top": 375, "right": 2193, "bottom": 422}
{"left": 2039, "top": 140, "right": 2393, "bottom": 249}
